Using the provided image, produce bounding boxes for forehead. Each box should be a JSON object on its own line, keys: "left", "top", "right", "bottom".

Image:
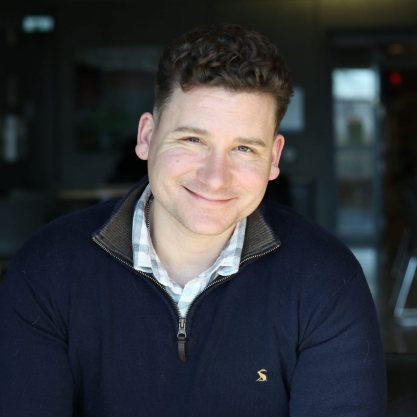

{"left": 159, "top": 86, "right": 277, "bottom": 134}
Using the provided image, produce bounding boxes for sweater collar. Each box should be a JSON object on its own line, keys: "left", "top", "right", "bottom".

{"left": 92, "top": 177, "right": 281, "bottom": 266}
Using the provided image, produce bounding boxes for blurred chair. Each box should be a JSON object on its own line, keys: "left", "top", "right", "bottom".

{"left": 392, "top": 180, "right": 417, "bottom": 326}
{"left": 0, "top": 190, "right": 48, "bottom": 276}
{"left": 386, "top": 353, "right": 417, "bottom": 416}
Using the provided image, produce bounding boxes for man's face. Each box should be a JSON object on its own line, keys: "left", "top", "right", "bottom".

{"left": 136, "top": 86, "right": 284, "bottom": 238}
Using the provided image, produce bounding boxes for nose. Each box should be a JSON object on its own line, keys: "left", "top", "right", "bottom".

{"left": 196, "top": 151, "right": 232, "bottom": 191}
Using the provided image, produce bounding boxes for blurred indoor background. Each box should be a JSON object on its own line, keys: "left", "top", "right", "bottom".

{"left": 1, "top": 0, "right": 417, "bottom": 381}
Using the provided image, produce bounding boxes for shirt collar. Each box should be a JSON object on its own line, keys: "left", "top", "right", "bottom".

{"left": 92, "top": 178, "right": 281, "bottom": 267}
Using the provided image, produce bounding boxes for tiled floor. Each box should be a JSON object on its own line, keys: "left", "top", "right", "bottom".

{"left": 352, "top": 247, "right": 417, "bottom": 353}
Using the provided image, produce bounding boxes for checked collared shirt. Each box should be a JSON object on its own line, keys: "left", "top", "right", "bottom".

{"left": 132, "top": 184, "right": 246, "bottom": 317}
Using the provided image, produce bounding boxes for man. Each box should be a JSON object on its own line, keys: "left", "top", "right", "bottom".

{"left": 0, "top": 24, "right": 386, "bottom": 416}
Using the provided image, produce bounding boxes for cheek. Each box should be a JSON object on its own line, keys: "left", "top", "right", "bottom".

{"left": 236, "top": 162, "right": 270, "bottom": 185}
{"left": 152, "top": 150, "right": 196, "bottom": 179}
{"left": 244, "top": 167, "right": 271, "bottom": 201}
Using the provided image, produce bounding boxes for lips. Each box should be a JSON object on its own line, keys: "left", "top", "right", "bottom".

{"left": 184, "top": 186, "right": 234, "bottom": 204}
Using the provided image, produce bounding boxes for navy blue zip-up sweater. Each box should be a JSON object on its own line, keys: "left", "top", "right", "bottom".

{"left": 0, "top": 179, "right": 386, "bottom": 416}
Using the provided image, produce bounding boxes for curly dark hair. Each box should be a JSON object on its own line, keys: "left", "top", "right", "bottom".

{"left": 154, "top": 23, "right": 293, "bottom": 132}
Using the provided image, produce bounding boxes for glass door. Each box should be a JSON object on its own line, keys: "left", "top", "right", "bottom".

{"left": 332, "top": 67, "right": 381, "bottom": 241}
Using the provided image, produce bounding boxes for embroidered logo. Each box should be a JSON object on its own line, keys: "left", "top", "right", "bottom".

{"left": 256, "top": 369, "right": 267, "bottom": 382}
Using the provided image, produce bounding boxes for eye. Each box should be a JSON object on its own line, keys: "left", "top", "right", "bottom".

{"left": 185, "top": 137, "right": 201, "bottom": 143}
{"left": 236, "top": 145, "right": 253, "bottom": 153}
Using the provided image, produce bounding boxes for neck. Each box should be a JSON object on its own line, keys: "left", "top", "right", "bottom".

{"left": 148, "top": 200, "right": 235, "bottom": 287}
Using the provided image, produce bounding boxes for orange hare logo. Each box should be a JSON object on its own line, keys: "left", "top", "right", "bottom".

{"left": 256, "top": 369, "right": 267, "bottom": 382}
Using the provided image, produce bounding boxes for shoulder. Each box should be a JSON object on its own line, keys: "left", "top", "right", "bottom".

{"left": 261, "top": 200, "right": 357, "bottom": 261}
{"left": 0, "top": 199, "right": 121, "bottom": 322}
{"left": 9, "top": 199, "right": 119, "bottom": 276}
{"left": 258, "top": 202, "right": 377, "bottom": 347}
{"left": 29, "top": 199, "right": 116, "bottom": 245}
{"left": 260, "top": 200, "right": 363, "bottom": 293}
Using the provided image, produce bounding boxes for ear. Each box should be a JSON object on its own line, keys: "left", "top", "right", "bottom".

{"left": 135, "top": 112, "right": 154, "bottom": 161}
{"left": 269, "top": 134, "right": 285, "bottom": 180}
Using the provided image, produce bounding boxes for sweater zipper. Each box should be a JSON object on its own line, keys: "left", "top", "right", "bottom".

{"left": 93, "top": 236, "right": 279, "bottom": 363}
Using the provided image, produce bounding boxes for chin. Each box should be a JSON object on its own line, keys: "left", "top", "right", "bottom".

{"left": 182, "top": 217, "right": 237, "bottom": 237}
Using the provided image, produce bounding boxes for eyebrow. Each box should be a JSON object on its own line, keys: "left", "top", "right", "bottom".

{"left": 173, "top": 126, "right": 211, "bottom": 136}
{"left": 234, "top": 137, "right": 267, "bottom": 148}
{"left": 172, "top": 125, "right": 267, "bottom": 148}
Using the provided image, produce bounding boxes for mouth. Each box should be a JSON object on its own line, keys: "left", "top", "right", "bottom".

{"left": 184, "top": 187, "right": 234, "bottom": 204}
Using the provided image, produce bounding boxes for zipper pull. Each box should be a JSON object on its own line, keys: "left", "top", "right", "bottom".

{"left": 177, "top": 318, "right": 187, "bottom": 363}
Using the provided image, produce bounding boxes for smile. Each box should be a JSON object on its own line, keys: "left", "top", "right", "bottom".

{"left": 184, "top": 187, "right": 234, "bottom": 204}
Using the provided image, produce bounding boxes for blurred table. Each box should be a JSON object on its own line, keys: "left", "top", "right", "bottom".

{"left": 59, "top": 184, "right": 135, "bottom": 201}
